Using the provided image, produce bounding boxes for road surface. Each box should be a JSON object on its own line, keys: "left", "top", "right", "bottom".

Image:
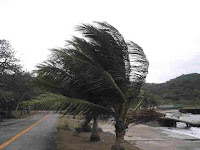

{"left": 0, "top": 111, "right": 58, "bottom": 150}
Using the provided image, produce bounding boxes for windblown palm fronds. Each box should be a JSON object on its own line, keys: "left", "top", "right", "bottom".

{"left": 23, "top": 93, "right": 109, "bottom": 116}
{"left": 30, "top": 22, "right": 149, "bottom": 150}
{"left": 35, "top": 22, "right": 148, "bottom": 109}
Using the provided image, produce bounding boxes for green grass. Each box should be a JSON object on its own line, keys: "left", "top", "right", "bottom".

{"left": 54, "top": 134, "right": 62, "bottom": 141}
{"left": 56, "top": 116, "right": 80, "bottom": 131}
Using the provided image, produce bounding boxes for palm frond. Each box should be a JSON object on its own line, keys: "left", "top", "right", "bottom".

{"left": 33, "top": 22, "right": 149, "bottom": 121}
{"left": 76, "top": 22, "right": 129, "bottom": 92}
{"left": 22, "top": 93, "right": 110, "bottom": 116}
{"left": 127, "top": 41, "right": 149, "bottom": 83}
{"left": 36, "top": 48, "right": 126, "bottom": 105}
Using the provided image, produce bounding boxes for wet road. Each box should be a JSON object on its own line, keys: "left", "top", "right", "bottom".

{"left": 0, "top": 112, "right": 58, "bottom": 150}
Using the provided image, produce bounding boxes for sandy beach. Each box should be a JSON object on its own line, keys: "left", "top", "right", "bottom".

{"left": 99, "top": 122, "right": 200, "bottom": 150}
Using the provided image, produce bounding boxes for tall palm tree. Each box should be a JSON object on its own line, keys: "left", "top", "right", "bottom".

{"left": 31, "top": 22, "right": 149, "bottom": 150}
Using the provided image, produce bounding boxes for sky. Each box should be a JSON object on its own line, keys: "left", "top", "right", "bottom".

{"left": 0, "top": 0, "right": 200, "bottom": 83}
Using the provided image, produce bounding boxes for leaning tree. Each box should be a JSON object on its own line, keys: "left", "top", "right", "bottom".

{"left": 30, "top": 22, "right": 149, "bottom": 150}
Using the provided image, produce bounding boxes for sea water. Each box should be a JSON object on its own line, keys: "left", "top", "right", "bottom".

{"left": 163, "top": 111, "right": 200, "bottom": 139}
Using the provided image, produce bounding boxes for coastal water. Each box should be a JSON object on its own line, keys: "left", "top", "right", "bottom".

{"left": 163, "top": 110, "right": 200, "bottom": 139}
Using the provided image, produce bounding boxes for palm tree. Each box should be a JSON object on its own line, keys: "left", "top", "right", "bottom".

{"left": 31, "top": 22, "right": 149, "bottom": 150}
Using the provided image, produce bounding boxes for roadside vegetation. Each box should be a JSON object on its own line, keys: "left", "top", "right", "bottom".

{"left": 56, "top": 115, "right": 80, "bottom": 131}
{"left": 0, "top": 40, "right": 41, "bottom": 119}
{"left": 12, "top": 110, "right": 38, "bottom": 119}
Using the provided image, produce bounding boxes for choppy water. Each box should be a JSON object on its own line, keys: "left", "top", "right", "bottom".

{"left": 163, "top": 110, "right": 200, "bottom": 139}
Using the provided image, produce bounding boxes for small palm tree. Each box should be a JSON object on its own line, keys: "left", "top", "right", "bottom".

{"left": 31, "top": 22, "right": 149, "bottom": 150}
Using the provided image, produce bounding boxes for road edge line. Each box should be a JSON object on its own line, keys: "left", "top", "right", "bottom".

{"left": 0, "top": 112, "right": 49, "bottom": 149}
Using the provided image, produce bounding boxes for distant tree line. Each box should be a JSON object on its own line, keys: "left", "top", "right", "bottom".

{"left": 0, "top": 40, "right": 39, "bottom": 118}
{"left": 143, "top": 73, "right": 200, "bottom": 105}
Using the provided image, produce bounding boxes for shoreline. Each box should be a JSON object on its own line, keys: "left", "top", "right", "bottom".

{"left": 99, "top": 121, "right": 200, "bottom": 150}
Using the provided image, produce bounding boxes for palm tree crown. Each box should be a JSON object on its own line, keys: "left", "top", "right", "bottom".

{"left": 30, "top": 22, "right": 149, "bottom": 150}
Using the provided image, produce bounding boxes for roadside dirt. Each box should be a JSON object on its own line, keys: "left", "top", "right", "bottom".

{"left": 56, "top": 129, "right": 141, "bottom": 150}
{"left": 55, "top": 116, "right": 141, "bottom": 150}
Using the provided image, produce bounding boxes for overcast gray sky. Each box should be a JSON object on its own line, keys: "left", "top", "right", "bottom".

{"left": 1, "top": 0, "right": 200, "bottom": 83}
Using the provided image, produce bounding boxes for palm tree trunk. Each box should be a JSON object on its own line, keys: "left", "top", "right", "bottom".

{"left": 76, "top": 114, "right": 92, "bottom": 133}
{"left": 111, "top": 119, "right": 126, "bottom": 150}
{"left": 90, "top": 116, "right": 100, "bottom": 141}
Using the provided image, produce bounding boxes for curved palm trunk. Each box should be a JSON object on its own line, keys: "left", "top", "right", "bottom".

{"left": 111, "top": 119, "right": 126, "bottom": 150}
{"left": 90, "top": 116, "right": 100, "bottom": 141}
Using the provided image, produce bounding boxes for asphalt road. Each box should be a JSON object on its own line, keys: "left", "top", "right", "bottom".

{"left": 0, "top": 112, "right": 58, "bottom": 150}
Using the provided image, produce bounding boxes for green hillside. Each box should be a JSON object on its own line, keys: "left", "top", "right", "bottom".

{"left": 143, "top": 73, "right": 200, "bottom": 105}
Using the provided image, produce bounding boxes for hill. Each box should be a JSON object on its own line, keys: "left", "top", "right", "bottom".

{"left": 143, "top": 73, "right": 200, "bottom": 105}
